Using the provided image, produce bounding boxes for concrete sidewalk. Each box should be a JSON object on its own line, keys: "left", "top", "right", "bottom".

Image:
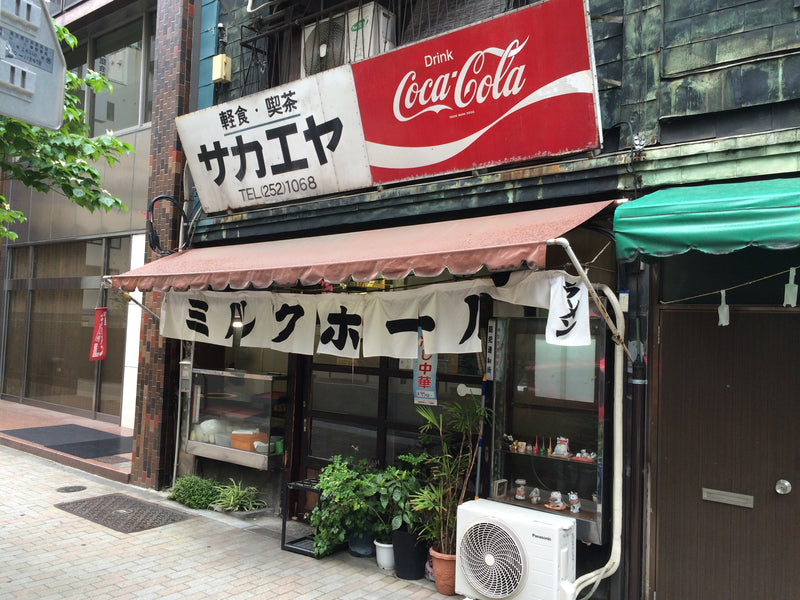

{"left": 0, "top": 444, "right": 446, "bottom": 599}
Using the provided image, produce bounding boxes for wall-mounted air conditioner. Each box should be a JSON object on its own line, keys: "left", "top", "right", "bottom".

{"left": 456, "top": 499, "right": 577, "bottom": 600}
{"left": 300, "top": 2, "right": 396, "bottom": 78}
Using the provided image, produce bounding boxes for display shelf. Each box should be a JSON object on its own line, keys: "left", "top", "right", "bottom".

{"left": 491, "top": 493, "right": 602, "bottom": 543}
{"left": 489, "top": 316, "right": 611, "bottom": 545}
{"left": 185, "top": 368, "right": 286, "bottom": 470}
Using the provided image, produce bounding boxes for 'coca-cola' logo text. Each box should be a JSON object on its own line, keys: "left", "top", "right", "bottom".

{"left": 392, "top": 38, "right": 529, "bottom": 122}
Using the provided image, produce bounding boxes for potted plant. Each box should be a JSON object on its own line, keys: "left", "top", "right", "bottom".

{"left": 363, "top": 461, "right": 423, "bottom": 571}
{"left": 410, "top": 395, "right": 490, "bottom": 595}
{"left": 211, "top": 479, "right": 269, "bottom": 517}
{"left": 309, "top": 455, "right": 375, "bottom": 558}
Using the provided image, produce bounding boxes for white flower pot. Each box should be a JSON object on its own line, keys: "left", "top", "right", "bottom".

{"left": 374, "top": 540, "right": 395, "bottom": 570}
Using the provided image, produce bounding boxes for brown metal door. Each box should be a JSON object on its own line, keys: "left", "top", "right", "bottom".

{"left": 654, "top": 308, "right": 799, "bottom": 599}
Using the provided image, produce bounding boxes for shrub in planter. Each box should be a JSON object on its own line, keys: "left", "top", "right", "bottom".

{"left": 213, "top": 479, "right": 267, "bottom": 512}
{"left": 168, "top": 475, "right": 220, "bottom": 509}
{"left": 310, "top": 456, "right": 375, "bottom": 557}
{"left": 364, "top": 460, "right": 423, "bottom": 544}
{"left": 410, "top": 396, "right": 491, "bottom": 555}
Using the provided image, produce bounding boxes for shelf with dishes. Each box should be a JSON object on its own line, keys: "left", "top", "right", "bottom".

{"left": 185, "top": 368, "right": 286, "bottom": 470}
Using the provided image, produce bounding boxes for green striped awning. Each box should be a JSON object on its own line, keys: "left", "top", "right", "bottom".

{"left": 614, "top": 178, "right": 800, "bottom": 262}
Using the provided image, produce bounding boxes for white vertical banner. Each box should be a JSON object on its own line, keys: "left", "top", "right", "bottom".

{"left": 269, "top": 293, "right": 318, "bottom": 355}
{"left": 413, "top": 331, "right": 438, "bottom": 405}
{"left": 362, "top": 289, "right": 421, "bottom": 358}
{"left": 545, "top": 273, "right": 590, "bottom": 345}
{"left": 419, "top": 281, "right": 483, "bottom": 355}
{"left": 316, "top": 294, "right": 365, "bottom": 358}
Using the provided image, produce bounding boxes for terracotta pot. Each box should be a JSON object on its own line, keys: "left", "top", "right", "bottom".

{"left": 429, "top": 547, "right": 457, "bottom": 596}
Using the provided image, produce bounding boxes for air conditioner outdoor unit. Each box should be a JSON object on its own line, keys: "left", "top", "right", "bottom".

{"left": 456, "top": 499, "right": 577, "bottom": 600}
{"left": 300, "top": 2, "right": 396, "bottom": 78}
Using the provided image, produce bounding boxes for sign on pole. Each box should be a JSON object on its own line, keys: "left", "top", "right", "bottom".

{"left": 0, "top": 0, "right": 66, "bottom": 130}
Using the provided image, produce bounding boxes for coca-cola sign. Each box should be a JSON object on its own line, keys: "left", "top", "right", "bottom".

{"left": 352, "top": 0, "right": 601, "bottom": 184}
{"left": 178, "top": 0, "right": 600, "bottom": 213}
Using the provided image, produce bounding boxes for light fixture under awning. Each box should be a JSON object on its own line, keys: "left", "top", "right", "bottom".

{"left": 110, "top": 200, "right": 615, "bottom": 292}
{"left": 614, "top": 178, "right": 800, "bottom": 262}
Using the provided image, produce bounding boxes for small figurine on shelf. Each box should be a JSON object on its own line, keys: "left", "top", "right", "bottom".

{"left": 502, "top": 433, "right": 514, "bottom": 451}
{"left": 547, "top": 438, "right": 553, "bottom": 456}
{"left": 553, "top": 436, "right": 570, "bottom": 457}
{"left": 568, "top": 491, "right": 581, "bottom": 513}
{"left": 530, "top": 487, "right": 541, "bottom": 504}
{"left": 532, "top": 436, "right": 539, "bottom": 455}
{"left": 515, "top": 479, "right": 527, "bottom": 500}
{"left": 546, "top": 490, "right": 564, "bottom": 509}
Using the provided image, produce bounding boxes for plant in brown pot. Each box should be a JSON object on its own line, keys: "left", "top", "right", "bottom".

{"left": 410, "top": 395, "right": 490, "bottom": 595}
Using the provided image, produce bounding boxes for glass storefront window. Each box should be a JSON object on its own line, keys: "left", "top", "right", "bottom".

{"left": 106, "top": 236, "right": 131, "bottom": 276}
{"left": 94, "top": 21, "right": 144, "bottom": 133}
{"left": 386, "top": 429, "right": 419, "bottom": 465}
{"left": 309, "top": 418, "right": 377, "bottom": 461}
{"left": 98, "top": 289, "right": 128, "bottom": 415}
{"left": 26, "top": 289, "right": 95, "bottom": 410}
{"left": 2, "top": 290, "right": 27, "bottom": 397}
{"left": 10, "top": 246, "right": 30, "bottom": 279}
{"left": 311, "top": 371, "right": 378, "bottom": 417}
{"left": 32, "top": 240, "right": 104, "bottom": 278}
{"left": 5, "top": 238, "right": 131, "bottom": 418}
{"left": 64, "top": 43, "right": 87, "bottom": 113}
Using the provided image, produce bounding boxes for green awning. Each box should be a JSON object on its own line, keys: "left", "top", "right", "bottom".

{"left": 614, "top": 178, "right": 800, "bottom": 262}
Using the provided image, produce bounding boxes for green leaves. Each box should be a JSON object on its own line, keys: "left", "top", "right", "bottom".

{"left": 167, "top": 475, "right": 220, "bottom": 510}
{"left": 0, "top": 22, "right": 133, "bottom": 240}
{"left": 409, "top": 396, "right": 492, "bottom": 554}
{"left": 213, "top": 479, "right": 267, "bottom": 512}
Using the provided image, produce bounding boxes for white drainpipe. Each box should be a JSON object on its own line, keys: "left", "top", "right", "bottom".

{"left": 547, "top": 238, "right": 625, "bottom": 599}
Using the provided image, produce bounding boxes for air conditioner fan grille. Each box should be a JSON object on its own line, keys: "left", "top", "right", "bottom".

{"left": 303, "top": 18, "right": 347, "bottom": 75}
{"left": 460, "top": 520, "right": 524, "bottom": 598}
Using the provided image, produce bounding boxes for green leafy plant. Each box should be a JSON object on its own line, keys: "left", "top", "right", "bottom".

{"left": 309, "top": 455, "right": 375, "bottom": 557}
{"left": 410, "top": 395, "right": 491, "bottom": 555}
{"left": 168, "top": 475, "right": 220, "bottom": 509}
{"left": 214, "top": 479, "right": 267, "bottom": 512}
{"left": 364, "top": 461, "right": 423, "bottom": 544}
{"left": 0, "top": 23, "right": 133, "bottom": 240}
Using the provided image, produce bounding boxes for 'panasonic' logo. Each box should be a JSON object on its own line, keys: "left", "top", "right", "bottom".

{"left": 532, "top": 533, "right": 552, "bottom": 542}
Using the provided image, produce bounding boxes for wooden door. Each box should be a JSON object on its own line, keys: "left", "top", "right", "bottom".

{"left": 653, "top": 308, "right": 799, "bottom": 599}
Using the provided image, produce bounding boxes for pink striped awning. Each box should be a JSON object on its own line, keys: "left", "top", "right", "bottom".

{"left": 110, "top": 200, "right": 614, "bottom": 292}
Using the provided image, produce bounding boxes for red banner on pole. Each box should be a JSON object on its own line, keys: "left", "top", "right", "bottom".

{"left": 90, "top": 307, "right": 107, "bottom": 361}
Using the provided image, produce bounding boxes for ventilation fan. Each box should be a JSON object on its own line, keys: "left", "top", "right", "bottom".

{"left": 456, "top": 499, "right": 577, "bottom": 600}
{"left": 302, "top": 15, "right": 349, "bottom": 76}
{"left": 300, "top": 2, "right": 396, "bottom": 78}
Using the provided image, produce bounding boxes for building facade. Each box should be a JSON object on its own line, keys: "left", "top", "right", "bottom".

{"left": 2, "top": 1, "right": 799, "bottom": 598}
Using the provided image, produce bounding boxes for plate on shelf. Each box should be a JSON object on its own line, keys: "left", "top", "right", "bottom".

{"left": 571, "top": 455, "right": 595, "bottom": 463}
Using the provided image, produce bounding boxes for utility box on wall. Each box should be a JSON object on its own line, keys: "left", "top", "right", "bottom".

{"left": 211, "top": 53, "right": 231, "bottom": 83}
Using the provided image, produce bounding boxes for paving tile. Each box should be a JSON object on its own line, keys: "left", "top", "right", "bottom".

{"left": 0, "top": 438, "right": 445, "bottom": 600}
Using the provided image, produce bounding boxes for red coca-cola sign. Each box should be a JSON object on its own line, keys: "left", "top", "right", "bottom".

{"left": 351, "top": 0, "right": 601, "bottom": 184}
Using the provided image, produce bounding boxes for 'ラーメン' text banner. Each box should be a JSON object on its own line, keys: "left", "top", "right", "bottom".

{"left": 159, "top": 270, "right": 591, "bottom": 357}
{"left": 177, "top": 0, "right": 600, "bottom": 213}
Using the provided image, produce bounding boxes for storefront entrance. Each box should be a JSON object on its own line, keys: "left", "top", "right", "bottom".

{"left": 653, "top": 308, "right": 799, "bottom": 598}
